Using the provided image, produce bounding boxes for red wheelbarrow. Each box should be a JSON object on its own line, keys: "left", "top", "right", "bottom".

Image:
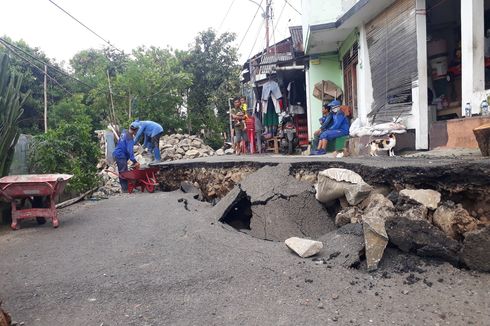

{"left": 0, "top": 174, "right": 72, "bottom": 230}
{"left": 120, "top": 167, "right": 159, "bottom": 193}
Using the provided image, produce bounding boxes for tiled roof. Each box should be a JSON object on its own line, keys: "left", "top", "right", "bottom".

{"left": 258, "top": 53, "right": 294, "bottom": 75}
{"left": 289, "top": 26, "right": 304, "bottom": 53}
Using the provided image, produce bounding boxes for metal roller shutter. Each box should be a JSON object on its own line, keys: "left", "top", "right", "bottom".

{"left": 366, "top": 0, "right": 417, "bottom": 123}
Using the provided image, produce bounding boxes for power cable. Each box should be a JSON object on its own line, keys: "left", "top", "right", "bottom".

{"left": 284, "top": 0, "right": 301, "bottom": 15}
{"left": 1, "top": 41, "right": 73, "bottom": 96}
{"left": 0, "top": 37, "right": 94, "bottom": 91}
{"left": 47, "top": 0, "right": 124, "bottom": 53}
{"left": 273, "top": 0, "right": 287, "bottom": 34}
{"left": 247, "top": 19, "right": 265, "bottom": 60}
{"left": 218, "top": 0, "right": 237, "bottom": 32}
{"left": 238, "top": 0, "right": 264, "bottom": 51}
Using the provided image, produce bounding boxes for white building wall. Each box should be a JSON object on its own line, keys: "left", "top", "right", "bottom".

{"left": 357, "top": 24, "right": 374, "bottom": 127}
{"left": 461, "top": 0, "right": 486, "bottom": 115}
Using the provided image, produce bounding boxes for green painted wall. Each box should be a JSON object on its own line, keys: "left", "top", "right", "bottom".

{"left": 339, "top": 29, "right": 359, "bottom": 59}
{"left": 308, "top": 54, "right": 342, "bottom": 137}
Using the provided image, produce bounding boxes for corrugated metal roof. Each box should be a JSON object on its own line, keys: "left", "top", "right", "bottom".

{"left": 289, "top": 26, "right": 303, "bottom": 53}
{"left": 258, "top": 53, "right": 294, "bottom": 75}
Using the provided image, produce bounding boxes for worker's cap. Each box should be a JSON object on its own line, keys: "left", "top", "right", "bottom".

{"left": 130, "top": 120, "right": 140, "bottom": 130}
{"left": 327, "top": 99, "right": 341, "bottom": 109}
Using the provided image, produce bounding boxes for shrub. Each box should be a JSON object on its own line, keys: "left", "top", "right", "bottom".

{"left": 29, "top": 114, "right": 100, "bottom": 193}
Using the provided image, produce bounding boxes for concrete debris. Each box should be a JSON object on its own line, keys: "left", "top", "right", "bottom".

{"left": 363, "top": 214, "right": 388, "bottom": 271}
{"left": 394, "top": 195, "right": 429, "bottom": 221}
{"left": 335, "top": 207, "right": 362, "bottom": 227}
{"left": 216, "top": 148, "right": 225, "bottom": 156}
{"left": 160, "top": 167, "right": 256, "bottom": 200}
{"left": 159, "top": 134, "right": 215, "bottom": 161}
{"left": 460, "top": 226, "right": 490, "bottom": 272}
{"left": 317, "top": 224, "right": 365, "bottom": 268}
{"left": 180, "top": 181, "right": 203, "bottom": 200}
{"left": 285, "top": 237, "right": 323, "bottom": 258}
{"left": 219, "top": 164, "right": 336, "bottom": 241}
{"left": 315, "top": 168, "right": 372, "bottom": 205}
{"left": 385, "top": 217, "right": 462, "bottom": 265}
{"left": 212, "top": 186, "right": 245, "bottom": 221}
{"left": 399, "top": 189, "right": 441, "bottom": 210}
{"left": 250, "top": 190, "right": 335, "bottom": 241}
{"left": 433, "top": 203, "right": 479, "bottom": 240}
{"left": 224, "top": 148, "right": 234, "bottom": 155}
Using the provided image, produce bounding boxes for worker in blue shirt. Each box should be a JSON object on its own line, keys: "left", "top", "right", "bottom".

{"left": 130, "top": 120, "right": 164, "bottom": 162}
{"left": 312, "top": 100, "right": 349, "bottom": 155}
{"left": 112, "top": 126, "right": 140, "bottom": 192}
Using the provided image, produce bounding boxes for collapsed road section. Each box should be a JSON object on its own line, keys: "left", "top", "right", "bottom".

{"left": 156, "top": 157, "right": 490, "bottom": 272}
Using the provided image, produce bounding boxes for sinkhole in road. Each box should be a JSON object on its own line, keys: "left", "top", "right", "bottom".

{"left": 220, "top": 196, "right": 252, "bottom": 232}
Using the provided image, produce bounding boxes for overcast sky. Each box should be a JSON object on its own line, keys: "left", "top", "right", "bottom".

{"left": 1, "top": 0, "right": 302, "bottom": 67}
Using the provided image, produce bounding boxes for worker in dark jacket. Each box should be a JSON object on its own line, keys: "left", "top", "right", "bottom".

{"left": 131, "top": 120, "right": 164, "bottom": 162}
{"left": 113, "top": 126, "right": 140, "bottom": 192}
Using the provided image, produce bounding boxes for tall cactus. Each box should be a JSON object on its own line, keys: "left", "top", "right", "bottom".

{"left": 0, "top": 53, "right": 30, "bottom": 177}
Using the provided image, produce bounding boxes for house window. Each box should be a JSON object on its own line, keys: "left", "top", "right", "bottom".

{"left": 342, "top": 42, "right": 358, "bottom": 118}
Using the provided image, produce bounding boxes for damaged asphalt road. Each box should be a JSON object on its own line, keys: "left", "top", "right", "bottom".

{"left": 0, "top": 191, "right": 489, "bottom": 325}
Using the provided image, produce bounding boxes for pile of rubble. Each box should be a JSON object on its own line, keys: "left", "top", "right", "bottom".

{"left": 160, "top": 166, "right": 256, "bottom": 201}
{"left": 158, "top": 134, "right": 216, "bottom": 161}
{"left": 214, "top": 164, "right": 490, "bottom": 272}
{"left": 93, "top": 132, "right": 216, "bottom": 197}
{"left": 312, "top": 168, "right": 489, "bottom": 272}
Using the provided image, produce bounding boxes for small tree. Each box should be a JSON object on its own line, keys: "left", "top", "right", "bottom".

{"left": 0, "top": 53, "right": 30, "bottom": 177}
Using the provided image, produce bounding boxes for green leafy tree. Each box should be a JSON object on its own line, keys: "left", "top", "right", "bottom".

{"left": 0, "top": 53, "right": 30, "bottom": 177}
{"left": 0, "top": 37, "right": 71, "bottom": 133}
{"left": 178, "top": 29, "right": 241, "bottom": 137}
{"left": 114, "top": 46, "right": 192, "bottom": 129}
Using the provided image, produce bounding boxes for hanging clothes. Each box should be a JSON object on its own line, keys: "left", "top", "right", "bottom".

{"left": 261, "top": 80, "right": 282, "bottom": 100}
{"left": 287, "top": 81, "right": 306, "bottom": 114}
{"left": 261, "top": 80, "right": 283, "bottom": 114}
{"left": 263, "top": 97, "right": 279, "bottom": 127}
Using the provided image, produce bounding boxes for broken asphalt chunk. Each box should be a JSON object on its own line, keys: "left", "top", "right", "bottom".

{"left": 285, "top": 237, "right": 323, "bottom": 258}
{"left": 317, "top": 224, "right": 365, "bottom": 268}
{"left": 385, "top": 217, "right": 462, "bottom": 265}
{"left": 460, "top": 226, "right": 490, "bottom": 272}
{"left": 399, "top": 189, "right": 441, "bottom": 210}
{"left": 363, "top": 214, "right": 388, "bottom": 271}
{"left": 315, "top": 168, "right": 372, "bottom": 206}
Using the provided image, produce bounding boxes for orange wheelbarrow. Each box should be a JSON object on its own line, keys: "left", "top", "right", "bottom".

{"left": 0, "top": 174, "right": 73, "bottom": 230}
{"left": 120, "top": 167, "right": 159, "bottom": 193}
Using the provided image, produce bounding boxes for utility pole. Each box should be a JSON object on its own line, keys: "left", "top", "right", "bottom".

{"left": 265, "top": 0, "right": 271, "bottom": 53}
{"left": 106, "top": 69, "right": 117, "bottom": 127}
{"left": 44, "top": 64, "right": 48, "bottom": 133}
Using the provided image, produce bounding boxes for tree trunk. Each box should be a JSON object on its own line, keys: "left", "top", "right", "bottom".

{"left": 473, "top": 123, "right": 490, "bottom": 156}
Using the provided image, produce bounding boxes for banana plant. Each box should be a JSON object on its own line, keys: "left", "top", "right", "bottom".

{"left": 0, "top": 53, "right": 30, "bottom": 177}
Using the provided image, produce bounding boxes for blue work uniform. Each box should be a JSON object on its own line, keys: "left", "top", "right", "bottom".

{"left": 319, "top": 111, "right": 349, "bottom": 141}
{"left": 112, "top": 129, "right": 137, "bottom": 192}
{"left": 131, "top": 120, "right": 164, "bottom": 161}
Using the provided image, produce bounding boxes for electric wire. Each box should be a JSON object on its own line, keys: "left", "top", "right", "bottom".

{"left": 0, "top": 41, "right": 73, "bottom": 96}
{"left": 0, "top": 37, "right": 95, "bottom": 91}
{"left": 238, "top": 0, "right": 264, "bottom": 51}
{"left": 247, "top": 19, "right": 265, "bottom": 60}
{"left": 47, "top": 0, "right": 124, "bottom": 53}
{"left": 284, "top": 0, "right": 301, "bottom": 15}
{"left": 273, "top": 0, "right": 287, "bottom": 34}
{"left": 218, "top": 0, "right": 237, "bottom": 31}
